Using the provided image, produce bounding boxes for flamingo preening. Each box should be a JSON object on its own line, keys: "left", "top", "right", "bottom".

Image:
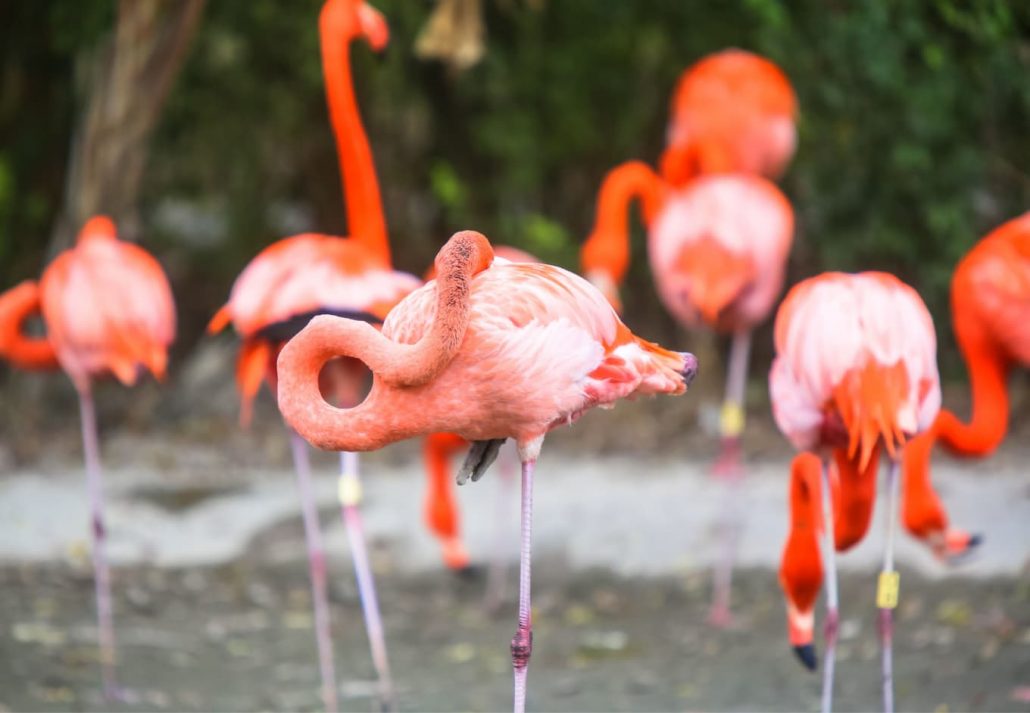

{"left": 903, "top": 215, "right": 1030, "bottom": 543}
{"left": 581, "top": 49, "right": 797, "bottom": 624}
{"left": 770, "top": 272, "right": 975, "bottom": 713}
{"left": 206, "top": 0, "right": 415, "bottom": 708}
{"left": 0, "top": 216, "right": 175, "bottom": 699}
{"left": 277, "top": 231, "right": 698, "bottom": 713}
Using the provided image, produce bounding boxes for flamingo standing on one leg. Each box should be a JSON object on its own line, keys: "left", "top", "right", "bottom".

{"left": 903, "top": 214, "right": 1029, "bottom": 549}
{"left": 0, "top": 216, "right": 175, "bottom": 699}
{"left": 207, "top": 1, "right": 416, "bottom": 708}
{"left": 276, "top": 231, "right": 698, "bottom": 713}
{"left": 582, "top": 171, "right": 793, "bottom": 625}
{"left": 581, "top": 49, "right": 797, "bottom": 625}
{"left": 770, "top": 271, "right": 974, "bottom": 713}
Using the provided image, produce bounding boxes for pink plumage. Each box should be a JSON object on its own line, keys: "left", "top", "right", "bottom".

{"left": 648, "top": 173, "right": 793, "bottom": 332}
{"left": 769, "top": 272, "right": 940, "bottom": 456}
{"left": 384, "top": 260, "right": 690, "bottom": 446}
{"left": 39, "top": 216, "right": 176, "bottom": 391}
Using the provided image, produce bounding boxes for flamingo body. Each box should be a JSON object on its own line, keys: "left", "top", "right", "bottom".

{"left": 770, "top": 272, "right": 940, "bottom": 460}
{"left": 649, "top": 174, "right": 793, "bottom": 332}
{"left": 662, "top": 49, "right": 797, "bottom": 184}
{"left": 40, "top": 216, "right": 176, "bottom": 390}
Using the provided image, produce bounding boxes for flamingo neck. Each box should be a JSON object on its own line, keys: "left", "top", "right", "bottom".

{"left": 938, "top": 342, "right": 1009, "bottom": 456}
{"left": 581, "top": 161, "right": 664, "bottom": 286}
{"left": 0, "top": 281, "right": 58, "bottom": 371}
{"left": 320, "top": 17, "right": 390, "bottom": 265}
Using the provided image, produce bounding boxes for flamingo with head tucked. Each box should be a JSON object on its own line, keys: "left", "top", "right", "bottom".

{"left": 770, "top": 271, "right": 975, "bottom": 713}
{"left": 581, "top": 49, "right": 797, "bottom": 625}
{"left": 277, "top": 231, "right": 698, "bottom": 713}
{"left": 0, "top": 216, "right": 175, "bottom": 700}
{"left": 903, "top": 214, "right": 1030, "bottom": 547}
{"left": 207, "top": 0, "right": 414, "bottom": 708}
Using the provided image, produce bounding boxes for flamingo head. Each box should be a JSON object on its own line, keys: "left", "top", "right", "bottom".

{"left": 77, "top": 215, "right": 118, "bottom": 245}
{"left": 321, "top": 0, "right": 389, "bottom": 52}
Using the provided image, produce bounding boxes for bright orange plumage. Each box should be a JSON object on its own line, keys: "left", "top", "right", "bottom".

{"left": 0, "top": 280, "right": 59, "bottom": 370}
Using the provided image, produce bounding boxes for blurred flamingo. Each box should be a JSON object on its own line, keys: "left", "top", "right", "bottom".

{"left": 206, "top": 0, "right": 414, "bottom": 708}
{"left": 276, "top": 231, "right": 698, "bottom": 713}
{"left": 770, "top": 272, "right": 975, "bottom": 713}
{"left": 581, "top": 49, "right": 797, "bottom": 625}
{"left": 0, "top": 216, "right": 175, "bottom": 699}
{"left": 903, "top": 215, "right": 1030, "bottom": 541}
{"left": 582, "top": 171, "right": 793, "bottom": 624}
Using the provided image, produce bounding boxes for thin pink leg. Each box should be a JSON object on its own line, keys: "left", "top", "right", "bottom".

{"left": 820, "top": 461, "right": 839, "bottom": 713}
{"left": 879, "top": 457, "right": 901, "bottom": 713}
{"left": 511, "top": 457, "right": 535, "bottom": 713}
{"left": 78, "top": 387, "right": 119, "bottom": 700}
{"left": 485, "top": 445, "right": 516, "bottom": 613}
{"left": 709, "top": 329, "right": 751, "bottom": 627}
{"left": 338, "top": 451, "right": 395, "bottom": 712}
{"left": 287, "top": 430, "right": 339, "bottom": 713}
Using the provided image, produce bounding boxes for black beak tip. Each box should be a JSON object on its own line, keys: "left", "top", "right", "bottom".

{"left": 681, "top": 353, "right": 699, "bottom": 386}
{"left": 967, "top": 533, "right": 983, "bottom": 549}
{"left": 793, "top": 643, "right": 818, "bottom": 671}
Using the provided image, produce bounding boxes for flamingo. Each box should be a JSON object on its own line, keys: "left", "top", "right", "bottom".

{"left": 902, "top": 215, "right": 1030, "bottom": 536}
{"left": 206, "top": 0, "right": 415, "bottom": 708}
{"left": 770, "top": 271, "right": 974, "bottom": 713}
{"left": 581, "top": 49, "right": 797, "bottom": 624}
{"left": 0, "top": 216, "right": 175, "bottom": 699}
{"left": 276, "top": 231, "right": 698, "bottom": 713}
{"left": 582, "top": 171, "right": 793, "bottom": 624}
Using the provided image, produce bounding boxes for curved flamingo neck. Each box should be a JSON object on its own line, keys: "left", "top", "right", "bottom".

{"left": 277, "top": 231, "right": 494, "bottom": 451}
{"left": 0, "top": 281, "right": 58, "bottom": 371}
{"left": 581, "top": 161, "right": 664, "bottom": 285}
{"left": 320, "top": 13, "right": 390, "bottom": 265}
{"left": 937, "top": 343, "right": 1009, "bottom": 456}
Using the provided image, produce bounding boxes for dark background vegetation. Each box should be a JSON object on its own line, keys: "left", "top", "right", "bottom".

{"left": 1, "top": 0, "right": 1028, "bottom": 379}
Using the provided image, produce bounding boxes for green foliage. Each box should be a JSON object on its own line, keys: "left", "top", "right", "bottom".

{"left": 0, "top": 0, "right": 1027, "bottom": 371}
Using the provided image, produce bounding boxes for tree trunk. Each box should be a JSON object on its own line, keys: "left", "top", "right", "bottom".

{"left": 50, "top": 0, "right": 206, "bottom": 253}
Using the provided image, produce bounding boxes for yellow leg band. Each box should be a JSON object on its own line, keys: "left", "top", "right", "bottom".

{"left": 720, "top": 402, "right": 745, "bottom": 438}
{"left": 338, "top": 474, "right": 363, "bottom": 508}
{"left": 876, "top": 570, "right": 900, "bottom": 609}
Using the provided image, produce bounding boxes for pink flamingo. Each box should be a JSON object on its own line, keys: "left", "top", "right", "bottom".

{"left": 206, "top": 0, "right": 415, "bottom": 708}
{"left": 770, "top": 272, "right": 973, "bottom": 713}
{"left": 0, "top": 216, "right": 175, "bottom": 699}
{"left": 276, "top": 231, "right": 698, "bottom": 713}
{"left": 583, "top": 171, "right": 793, "bottom": 624}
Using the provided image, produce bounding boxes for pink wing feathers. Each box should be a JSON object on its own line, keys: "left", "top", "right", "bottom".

{"left": 648, "top": 174, "right": 793, "bottom": 332}
{"left": 385, "top": 260, "right": 688, "bottom": 439}
{"left": 769, "top": 272, "right": 940, "bottom": 458}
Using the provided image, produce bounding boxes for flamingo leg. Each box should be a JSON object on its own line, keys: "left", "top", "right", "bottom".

{"left": 485, "top": 444, "right": 516, "bottom": 613}
{"left": 709, "top": 329, "right": 752, "bottom": 627}
{"left": 820, "top": 460, "right": 839, "bottom": 713}
{"left": 78, "top": 386, "right": 120, "bottom": 700}
{"left": 287, "top": 430, "right": 339, "bottom": 713}
{"left": 338, "top": 451, "right": 395, "bottom": 712}
{"left": 879, "top": 456, "right": 901, "bottom": 713}
{"left": 511, "top": 456, "right": 536, "bottom": 713}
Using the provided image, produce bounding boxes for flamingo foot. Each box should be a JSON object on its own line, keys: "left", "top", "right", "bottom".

{"left": 707, "top": 601, "right": 734, "bottom": 629}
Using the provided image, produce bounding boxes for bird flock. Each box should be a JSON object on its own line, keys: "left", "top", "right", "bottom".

{"left": 0, "top": 1, "right": 1027, "bottom": 712}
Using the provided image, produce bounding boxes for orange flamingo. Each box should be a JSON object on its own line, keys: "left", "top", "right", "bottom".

{"left": 581, "top": 49, "right": 797, "bottom": 624}
{"left": 770, "top": 272, "right": 974, "bottom": 713}
{"left": 206, "top": 1, "right": 413, "bottom": 708}
{"left": 277, "top": 231, "right": 698, "bottom": 713}
{"left": 903, "top": 215, "right": 1030, "bottom": 541}
{"left": 0, "top": 216, "right": 175, "bottom": 699}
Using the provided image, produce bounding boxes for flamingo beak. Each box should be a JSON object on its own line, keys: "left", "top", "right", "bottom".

{"left": 793, "top": 643, "right": 817, "bottom": 671}
{"left": 681, "top": 353, "right": 699, "bottom": 386}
